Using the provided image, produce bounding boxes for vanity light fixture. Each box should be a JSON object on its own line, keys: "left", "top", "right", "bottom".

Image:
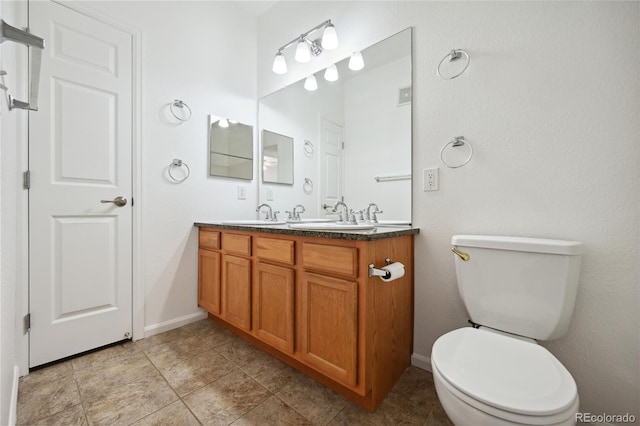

{"left": 348, "top": 51, "right": 365, "bottom": 71}
{"left": 271, "top": 19, "right": 339, "bottom": 74}
{"left": 272, "top": 51, "right": 287, "bottom": 74}
{"left": 304, "top": 74, "right": 318, "bottom": 91}
{"left": 324, "top": 63, "right": 339, "bottom": 82}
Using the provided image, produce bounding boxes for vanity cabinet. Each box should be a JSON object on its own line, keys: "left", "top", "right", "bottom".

{"left": 196, "top": 225, "right": 416, "bottom": 412}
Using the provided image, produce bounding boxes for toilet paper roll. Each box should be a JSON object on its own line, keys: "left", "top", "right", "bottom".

{"left": 380, "top": 262, "right": 405, "bottom": 282}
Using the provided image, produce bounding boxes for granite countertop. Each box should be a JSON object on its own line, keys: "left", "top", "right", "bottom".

{"left": 194, "top": 221, "right": 420, "bottom": 241}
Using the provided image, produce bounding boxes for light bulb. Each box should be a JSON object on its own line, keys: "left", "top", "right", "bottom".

{"left": 304, "top": 75, "right": 318, "bottom": 91}
{"left": 295, "top": 39, "right": 311, "bottom": 63}
{"left": 348, "top": 51, "right": 364, "bottom": 71}
{"left": 272, "top": 52, "right": 287, "bottom": 74}
{"left": 321, "top": 23, "right": 339, "bottom": 50}
{"left": 324, "top": 64, "right": 339, "bottom": 82}
{"left": 218, "top": 118, "right": 229, "bottom": 128}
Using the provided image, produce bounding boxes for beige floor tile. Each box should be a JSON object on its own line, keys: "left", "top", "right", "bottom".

{"left": 232, "top": 396, "right": 312, "bottom": 426}
{"left": 196, "top": 324, "right": 239, "bottom": 348}
{"left": 241, "top": 355, "right": 304, "bottom": 394}
{"left": 423, "top": 399, "right": 454, "bottom": 426}
{"left": 329, "top": 399, "right": 427, "bottom": 426}
{"left": 215, "top": 337, "right": 272, "bottom": 369}
{"left": 17, "top": 374, "right": 81, "bottom": 425}
{"left": 83, "top": 373, "right": 178, "bottom": 426}
{"left": 184, "top": 318, "right": 220, "bottom": 335}
{"left": 131, "top": 400, "right": 200, "bottom": 426}
{"left": 145, "top": 335, "right": 213, "bottom": 369}
{"left": 71, "top": 343, "right": 139, "bottom": 372}
{"left": 158, "top": 350, "right": 236, "bottom": 396}
{"left": 20, "top": 361, "right": 75, "bottom": 387}
{"left": 384, "top": 366, "right": 438, "bottom": 420}
{"left": 275, "top": 373, "right": 348, "bottom": 425}
{"left": 75, "top": 351, "right": 157, "bottom": 401}
{"left": 132, "top": 327, "right": 196, "bottom": 352}
{"left": 183, "top": 369, "right": 270, "bottom": 426}
{"left": 29, "top": 404, "right": 87, "bottom": 426}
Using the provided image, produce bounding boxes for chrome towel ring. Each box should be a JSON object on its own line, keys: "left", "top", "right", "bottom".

{"left": 303, "top": 178, "right": 313, "bottom": 194}
{"left": 437, "top": 49, "right": 470, "bottom": 80}
{"left": 168, "top": 159, "right": 190, "bottom": 183}
{"left": 440, "top": 136, "right": 473, "bottom": 169}
{"left": 169, "top": 99, "right": 192, "bottom": 122}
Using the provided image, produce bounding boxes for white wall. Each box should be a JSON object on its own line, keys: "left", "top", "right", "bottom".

{"left": 77, "top": 1, "right": 258, "bottom": 334}
{"left": 258, "top": 1, "right": 640, "bottom": 419}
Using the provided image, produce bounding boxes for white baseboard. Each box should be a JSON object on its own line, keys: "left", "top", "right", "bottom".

{"left": 8, "top": 365, "right": 19, "bottom": 426}
{"left": 411, "top": 352, "right": 432, "bottom": 372}
{"left": 143, "top": 311, "right": 208, "bottom": 338}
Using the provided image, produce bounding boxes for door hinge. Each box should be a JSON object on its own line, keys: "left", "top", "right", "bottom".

{"left": 24, "top": 313, "right": 31, "bottom": 333}
{"left": 341, "top": 141, "right": 345, "bottom": 150}
{"left": 23, "top": 170, "right": 31, "bottom": 189}
{"left": 131, "top": 197, "right": 134, "bottom": 206}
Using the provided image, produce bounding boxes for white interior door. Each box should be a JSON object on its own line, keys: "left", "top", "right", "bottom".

{"left": 28, "top": 1, "right": 133, "bottom": 367}
{"left": 319, "top": 118, "right": 344, "bottom": 217}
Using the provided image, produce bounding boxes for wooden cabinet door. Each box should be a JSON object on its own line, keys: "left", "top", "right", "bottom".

{"left": 300, "top": 272, "right": 357, "bottom": 387}
{"left": 253, "top": 263, "right": 295, "bottom": 354}
{"left": 198, "top": 249, "right": 221, "bottom": 315}
{"left": 222, "top": 255, "right": 252, "bottom": 331}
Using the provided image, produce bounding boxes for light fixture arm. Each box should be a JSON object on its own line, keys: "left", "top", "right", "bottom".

{"left": 274, "top": 19, "right": 332, "bottom": 56}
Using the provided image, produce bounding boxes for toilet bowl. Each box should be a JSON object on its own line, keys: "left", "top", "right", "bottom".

{"left": 431, "top": 327, "right": 579, "bottom": 426}
{"left": 432, "top": 235, "right": 584, "bottom": 426}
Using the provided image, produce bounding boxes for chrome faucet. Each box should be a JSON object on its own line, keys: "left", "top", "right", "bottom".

{"left": 366, "top": 203, "right": 383, "bottom": 223}
{"left": 332, "top": 201, "right": 349, "bottom": 223}
{"left": 256, "top": 203, "right": 279, "bottom": 221}
{"left": 293, "top": 204, "right": 305, "bottom": 220}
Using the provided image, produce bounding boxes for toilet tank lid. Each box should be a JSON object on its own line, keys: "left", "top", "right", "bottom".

{"left": 451, "top": 235, "right": 584, "bottom": 255}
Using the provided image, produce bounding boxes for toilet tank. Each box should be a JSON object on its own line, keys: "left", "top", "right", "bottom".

{"left": 451, "top": 235, "right": 584, "bottom": 341}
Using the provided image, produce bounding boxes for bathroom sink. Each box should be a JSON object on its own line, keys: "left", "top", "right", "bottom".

{"left": 374, "top": 220, "right": 411, "bottom": 227}
{"left": 288, "top": 222, "right": 375, "bottom": 231}
{"left": 286, "top": 218, "right": 333, "bottom": 224}
{"left": 221, "top": 219, "right": 287, "bottom": 226}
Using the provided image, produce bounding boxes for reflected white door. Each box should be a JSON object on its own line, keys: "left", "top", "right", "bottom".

{"left": 29, "top": 1, "right": 133, "bottom": 367}
{"left": 319, "top": 118, "right": 344, "bottom": 217}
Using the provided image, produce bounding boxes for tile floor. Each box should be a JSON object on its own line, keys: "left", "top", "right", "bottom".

{"left": 17, "top": 318, "right": 453, "bottom": 425}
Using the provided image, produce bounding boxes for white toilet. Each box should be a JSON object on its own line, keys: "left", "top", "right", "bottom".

{"left": 431, "top": 235, "right": 584, "bottom": 426}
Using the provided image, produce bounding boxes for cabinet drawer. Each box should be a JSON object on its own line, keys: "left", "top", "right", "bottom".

{"left": 199, "top": 229, "right": 220, "bottom": 250}
{"left": 256, "top": 237, "right": 295, "bottom": 265}
{"left": 222, "top": 233, "right": 252, "bottom": 256}
{"left": 302, "top": 243, "right": 358, "bottom": 278}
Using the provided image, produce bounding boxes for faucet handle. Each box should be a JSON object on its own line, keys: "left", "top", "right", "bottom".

{"left": 272, "top": 211, "right": 280, "bottom": 221}
{"left": 347, "top": 209, "right": 358, "bottom": 225}
{"left": 284, "top": 211, "right": 293, "bottom": 220}
{"left": 355, "top": 209, "right": 365, "bottom": 221}
{"left": 371, "top": 210, "right": 383, "bottom": 223}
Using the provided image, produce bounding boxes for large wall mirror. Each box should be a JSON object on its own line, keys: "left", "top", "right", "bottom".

{"left": 258, "top": 28, "right": 412, "bottom": 222}
{"left": 262, "top": 130, "right": 294, "bottom": 184}
{"left": 209, "top": 115, "right": 254, "bottom": 180}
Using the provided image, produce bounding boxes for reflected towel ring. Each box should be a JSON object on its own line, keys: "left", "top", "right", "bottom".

{"left": 168, "top": 159, "right": 190, "bottom": 183}
{"left": 440, "top": 136, "right": 473, "bottom": 168}
{"left": 169, "top": 99, "right": 192, "bottom": 122}
{"left": 437, "top": 49, "right": 470, "bottom": 80}
{"left": 303, "top": 178, "right": 313, "bottom": 194}
{"left": 304, "top": 140, "right": 314, "bottom": 156}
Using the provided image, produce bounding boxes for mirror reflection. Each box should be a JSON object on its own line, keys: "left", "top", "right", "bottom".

{"left": 262, "top": 130, "right": 294, "bottom": 184}
{"left": 258, "top": 28, "right": 412, "bottom": 223}
{"left": 208, "top": 115, "right": 254, "bottom": 180}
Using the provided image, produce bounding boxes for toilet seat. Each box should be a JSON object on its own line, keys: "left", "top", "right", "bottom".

{"left": 432, "top": 328, "right": 578, "bottom": 423}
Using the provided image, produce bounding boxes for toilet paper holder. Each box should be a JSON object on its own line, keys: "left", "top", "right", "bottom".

{"left": 368, "top": 258, "right": 393, "bottom": 279}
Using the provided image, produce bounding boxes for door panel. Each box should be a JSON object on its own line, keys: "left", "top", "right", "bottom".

{"left": 319, "top": 118, "right": 344, "bottom": 216}
{"left": 254, "top": 262, "right": 294, "bottom": 354}
{"left": 29, "top": 1, "right": 133, "bottom": 367}
{"left": 222, "top": 255, "right": 252, "bottom": 331}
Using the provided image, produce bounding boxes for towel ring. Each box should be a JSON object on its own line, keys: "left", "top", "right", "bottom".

{"left": 437, "top": 49, "right": 470, "bottom": 80}
{"left": 169, "top": 99, "right": 192, "bottom": 122}
{"left": 303, "top": 178, "right": 313, "bottom": 194}
{"left": 304, "top": 140, "right": 314, "bottom": 156}
{"left": 440, "top": 136, "right": 473, "bottom": 168}
{"left": 168, "top": 159, "right": 190, "bottom": 183}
